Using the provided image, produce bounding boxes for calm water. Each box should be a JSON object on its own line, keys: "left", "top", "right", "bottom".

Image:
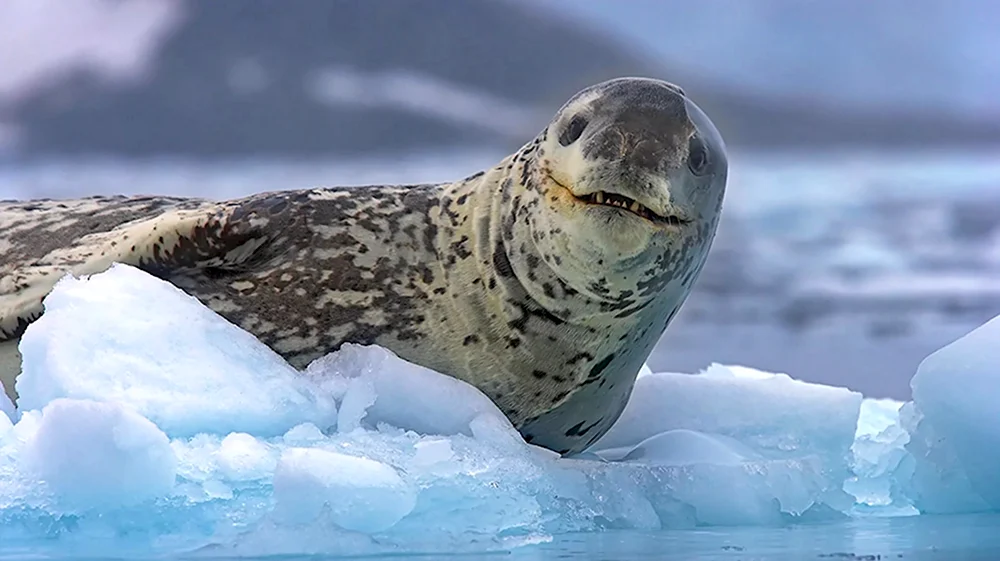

{"left": 494, "top": 514, "right": 1000, "bottom": 561}
{"left": 2, "top": 514, "right": 997, "bottom": 560}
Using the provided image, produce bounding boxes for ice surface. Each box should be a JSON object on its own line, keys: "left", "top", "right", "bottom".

{"left": 592, "top": 363, "right": 863, "bottom": 479}
{"left": 16, "top": 263, "right": 338, "bottom": 437}
{"left": 898, "top": 314, "right": 1000, "bottom": 513}
{"left": 22, "top": 398, "right": 177, "bottom": 511}
{"left": 588, "top": 363, "right": 866, "bottom": 521}
{"left": 893, "top": 401, "right": 991, "bottom": 514}
{"left": 2, "top": 263, "right": 998, "bottom": 558}
{"left": 272, "top": 447, "right": 417, "bottom": 533}
{"left": 303, "top": 343, "right": 511, "bottom": 438}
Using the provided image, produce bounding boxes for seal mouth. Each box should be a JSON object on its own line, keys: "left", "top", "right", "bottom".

{"left": 547, "top": 174, "right": 690, "bottom": 226}
{"left": 577, "top": 191, "right": 688, "bottom": 226}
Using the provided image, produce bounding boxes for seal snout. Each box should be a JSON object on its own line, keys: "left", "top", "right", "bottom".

{"left": 584, "top": 112, "right": 691, "bottom": 173}
{"left": 561, "top": 94, "right": 700, "bottom": 227}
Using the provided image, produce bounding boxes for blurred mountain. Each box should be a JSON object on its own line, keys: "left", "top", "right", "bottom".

{"left": 4, "top": 0, "right": 1000, "bottom": 161}
{"left": 4, "top": 0, "right": 654, "bottom": 160}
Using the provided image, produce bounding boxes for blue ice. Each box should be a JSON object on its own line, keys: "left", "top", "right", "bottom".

{"left": 0, "top": 263, "right": 997, "bottom": 558}
{"left": 897, "top": 313, "right": 1000, "bottom": 514}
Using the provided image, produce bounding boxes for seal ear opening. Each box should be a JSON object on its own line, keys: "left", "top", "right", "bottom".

{"left": 558, "top": 115, "right": 589, "bottom": 147}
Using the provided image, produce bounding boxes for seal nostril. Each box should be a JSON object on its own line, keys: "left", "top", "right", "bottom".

{"left": 558, "top": 115, "right": 589, "bottom": 147}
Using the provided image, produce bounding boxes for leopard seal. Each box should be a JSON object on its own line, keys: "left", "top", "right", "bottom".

{"left": 0, "top": 77, "right": 727, "bottom": 454}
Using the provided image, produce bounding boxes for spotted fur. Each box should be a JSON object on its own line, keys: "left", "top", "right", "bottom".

{"left": 0, "top": 77, "right": 728, "bottom": 454}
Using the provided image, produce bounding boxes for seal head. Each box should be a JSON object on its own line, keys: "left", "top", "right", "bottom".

{"left": 507, "top": 77, "right": 726, "bottom": 319}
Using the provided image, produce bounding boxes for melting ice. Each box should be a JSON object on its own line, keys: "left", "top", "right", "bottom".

{"left": 0, "top": 263, "right": 997, "bottom": 558}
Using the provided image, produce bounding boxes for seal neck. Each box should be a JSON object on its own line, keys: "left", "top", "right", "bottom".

{"left": 463, "top": 149, "right": 659, "bottom": 334}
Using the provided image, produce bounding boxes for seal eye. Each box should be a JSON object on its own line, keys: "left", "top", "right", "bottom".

{"left": 558, "top": 115, "right": 588, "bottom": 147}
{"left": 687, "top": 136, "right": 710, "bottom": 176}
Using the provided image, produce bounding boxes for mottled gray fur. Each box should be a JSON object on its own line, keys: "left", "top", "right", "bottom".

{"left": 0, "top": 77, "right": 727, "bottom": 454}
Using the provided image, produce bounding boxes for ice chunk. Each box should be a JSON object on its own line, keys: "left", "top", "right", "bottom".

{"left": 844, "top": 398, "right": 915, "bottom": 514}
{"left": 855, "top": 398, "right": 904, "bottom": 438}
{"left": 846, "top": 314, "right": 1000, "bottom": 515}
{"left": 16, "top": 263, "right": 337, "bottom": 437}
{"left": 411, "top": 437, "right": 456, "bottom": 467}
{"left": 592, "top": 363, "right": 863, "bottom": 478}
{"left": 21, "top": 398, "right": 176, "bottom": 511}
{"left": 894, "top": 401, "right": 990, "bottom": 514}
{"left": 306, "top": 342, "right": 516, "bottom": 438}
{"left": 586, "top": 364, "right": 867, "bottom": 524}
{"left": 906, "top": 314, "right": 1000, "bottom": 511}
{"left": 272, "top": 447, "right": 417, "bottom": 533}
{"left": 215, "top": 432, "right": 278, "bottom": 481}
{"left": 282, "top": 422, "right": 327, "bottom": 445}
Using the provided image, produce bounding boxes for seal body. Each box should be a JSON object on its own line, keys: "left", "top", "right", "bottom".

{"left": 0, "top": 77, "right": 727, "bottom": 454}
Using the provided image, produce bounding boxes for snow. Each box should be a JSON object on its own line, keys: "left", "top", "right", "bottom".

{"left": 2, "top": 263, "right": 1000, "bottom": 558}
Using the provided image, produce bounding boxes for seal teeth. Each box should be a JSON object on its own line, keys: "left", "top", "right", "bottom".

{"left": 578, "top": 190, "right": 685, "bottom": 226}
{"left": 605, "top": 193, "right": 629, "bottom": 208}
